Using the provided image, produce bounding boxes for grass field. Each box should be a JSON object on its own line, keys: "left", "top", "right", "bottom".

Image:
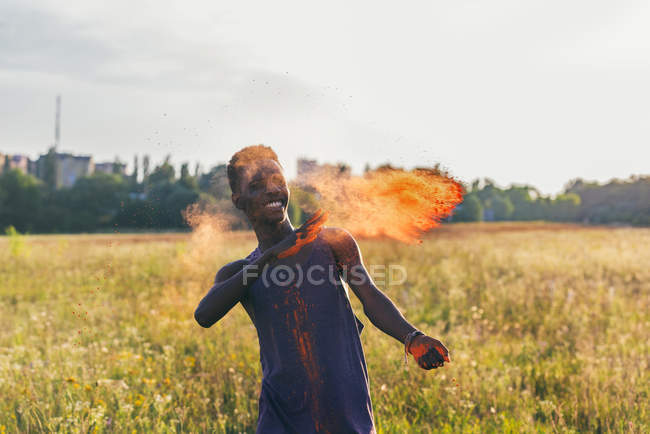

{"left": 0, "top": 223, "right": 648, "bottom": 433}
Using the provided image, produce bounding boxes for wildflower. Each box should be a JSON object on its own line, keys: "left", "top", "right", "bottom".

{"left": 380, "top": 384, "right": 387, "bottom": 392}
{"left": 184, "top": 356, "right": 196, "bottom": 368}
{"left": 490, "top": 406, "right": 496, "bottom": 414}
{"left": 65, "top": 377, "right": 77, "bottom": 383}
{"left": 163, "top": 377, "right": 171, "bottom": 386}
{"left": 84, "top": 384, "right": 92, "bottom": 391}
{"left": 73, "top": 383, "right": 80, "bottom": 389}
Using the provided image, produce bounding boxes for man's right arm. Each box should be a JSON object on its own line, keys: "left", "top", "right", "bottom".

{"left": 194, "top": 209, "right": 329, "bottom": 328}
{"left": 193, "top": 252, "right": 273, "bottom": 328}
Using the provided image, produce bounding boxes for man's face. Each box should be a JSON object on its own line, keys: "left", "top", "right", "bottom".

{"left": 233, "top": 159, "right": 290, "bottom": 224}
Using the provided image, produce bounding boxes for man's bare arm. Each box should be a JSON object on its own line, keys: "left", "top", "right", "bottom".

{"left": 322, "top": 227, "right": 449, "bottom": 369}
{"left": 193, "top": 253, "right": 275, "bottom": 328}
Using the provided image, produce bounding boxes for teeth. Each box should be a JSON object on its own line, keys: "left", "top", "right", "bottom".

{"left": 265, "top": 201, "right": 282, "bottom": 208}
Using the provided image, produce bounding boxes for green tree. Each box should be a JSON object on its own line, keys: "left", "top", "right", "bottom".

{"left": 142, "top": 155, "right": 150, "bottom": 177}
{"left": 112, "top": 157, "right": 124, "bottom": 175}
{"left": 453, "top": 192, "right": 483, "bottom": 222}
{"left": 42, "top": 147, "right": 58, "bottom": 189}
{"left": 60, "top": 173, "right": 129, "bottom": 231}
{"left": 131, "top": 155, "right": 140, "bottom": 191}
{"left": 505, "top": 186, "right": 538, "bottom": 220}
{"left": 199, "top": 164, "right": 230, "bottom": 200}
{"left": 0, "top": 169, "right": 43, "bottom": 232}
{"left": 179, "top": 162, "right": 199, "bottom": 190}
{"left": 148, "top": 155, "right": 175, "bottom": 185}
{"left": 550, "top": 193, "right": 581, "bottom": 221}
{"left": 565, "top": 176, "right": 650, "bottom": 224}
{"left": 491, "top": 195, "right": 514, "bottom": 221}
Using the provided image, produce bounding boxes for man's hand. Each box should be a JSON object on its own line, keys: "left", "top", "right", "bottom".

{"left": 267, "top": 209, "right": 329, "bottom": 260}
{"left": 408, "top": 335, "right": 450, "bottom": 370}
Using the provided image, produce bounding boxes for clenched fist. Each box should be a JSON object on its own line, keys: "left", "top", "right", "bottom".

{"left": 408, "top": 335, "right": 450, "bottom": 370}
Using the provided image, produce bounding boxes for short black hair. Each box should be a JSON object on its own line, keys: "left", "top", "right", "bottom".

{"left": 227, "top": 145, "right": 281, "bottom": 194}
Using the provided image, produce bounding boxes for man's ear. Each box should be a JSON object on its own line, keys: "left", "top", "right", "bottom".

{"left": 232, "top": 192, "right": 243, "bottom": 210}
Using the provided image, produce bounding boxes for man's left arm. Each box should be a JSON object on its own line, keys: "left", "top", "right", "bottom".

{"left": 322, "top": 227, "right": 450, "bottom": 370}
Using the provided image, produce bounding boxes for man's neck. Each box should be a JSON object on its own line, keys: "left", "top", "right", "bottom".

{"left": 253, "top": 218, "right": 294, "bottom": 253}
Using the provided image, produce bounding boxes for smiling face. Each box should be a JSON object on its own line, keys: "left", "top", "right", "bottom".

{"left": 232, "top": 158, "right": 290, "bottom": 225}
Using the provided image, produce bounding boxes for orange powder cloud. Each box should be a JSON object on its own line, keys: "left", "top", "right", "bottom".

{"left": 181, "top": 203, "right": 237, "bottom": 269}
{"left": 298, "top": 166, "right": 464, "bottom": 244}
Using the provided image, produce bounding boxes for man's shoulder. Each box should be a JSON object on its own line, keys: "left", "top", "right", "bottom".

{"left": 319, "top": 227, "right": 359, "bottom": 261}
{"left": 320, "top": 226, "right": 356, "bottom": 247}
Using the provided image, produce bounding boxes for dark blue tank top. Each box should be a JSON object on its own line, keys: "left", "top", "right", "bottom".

{"left": 240, "top": 234, "right": 376, "bottom": 434}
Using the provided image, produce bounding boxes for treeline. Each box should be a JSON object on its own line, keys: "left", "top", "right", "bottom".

{"left": 0, "top": 156, "right": 266, "bottom": 233}
{"left": 0, "top": 157, "right": 648, "bottom": 233}
{"left": 453, "top": 176, "right": 650, "bottom": 225}
{"left": 0, "top": 154, "right": 323, "bottom": 233}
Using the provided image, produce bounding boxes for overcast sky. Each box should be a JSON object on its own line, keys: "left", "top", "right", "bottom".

{"left": 1, "top": 0, "right": 648, "bottom": 195}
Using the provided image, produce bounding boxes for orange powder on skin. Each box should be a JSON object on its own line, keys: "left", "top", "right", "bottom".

{"left": 277, "top": 209, "right": 328, "bottom": 259}
{"left": 408, "top": 339, "right": 451, "bottom": 363}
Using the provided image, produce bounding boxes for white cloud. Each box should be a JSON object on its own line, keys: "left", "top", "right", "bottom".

{"left": 1, "top": 0, "right": 648, "bottom": 195}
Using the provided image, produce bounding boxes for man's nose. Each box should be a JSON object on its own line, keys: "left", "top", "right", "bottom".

{"left": 267, "top": 180, "right": 282, "bottom": 193}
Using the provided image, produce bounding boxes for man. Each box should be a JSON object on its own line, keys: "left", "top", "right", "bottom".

{"left": 194, "top": 145, "right": 450, "bottom": 433}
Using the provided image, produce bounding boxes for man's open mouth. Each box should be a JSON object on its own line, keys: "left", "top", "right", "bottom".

{"left": 264, "top": 199, "right": 285, "bottom": 209}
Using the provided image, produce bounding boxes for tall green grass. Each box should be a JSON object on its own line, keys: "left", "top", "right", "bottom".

{"left": 0, "top": 224, "right": 647, "bottom": 433}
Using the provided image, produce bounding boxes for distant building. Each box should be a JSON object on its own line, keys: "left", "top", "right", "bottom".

{"left": 56, "top": 153, "right": 94, "bottom": 188}
{"left": 10, "top": 155, "right": 30, "bottom": 174}
{"left": 95, "top": 161, "right": 127, "bottom": 175}
{"left": 36, "top": 151, "right": 94, "bottom": 188}
{"left": 297, "top": 158, "right": 319, "bottom": 178}
{"left": 0, "top": 153, "right": 33, "bottom": 175}
{"left": 296, "top": 158, "right": 351, "bottom": 186}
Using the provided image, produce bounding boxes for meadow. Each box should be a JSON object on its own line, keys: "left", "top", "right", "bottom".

{"left": 0, "top": 223, "right": 648, "bottom": 433}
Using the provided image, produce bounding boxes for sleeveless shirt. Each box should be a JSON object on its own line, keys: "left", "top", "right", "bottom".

{"left": 239, "top": 234, "right": 376, "bottom": 434}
